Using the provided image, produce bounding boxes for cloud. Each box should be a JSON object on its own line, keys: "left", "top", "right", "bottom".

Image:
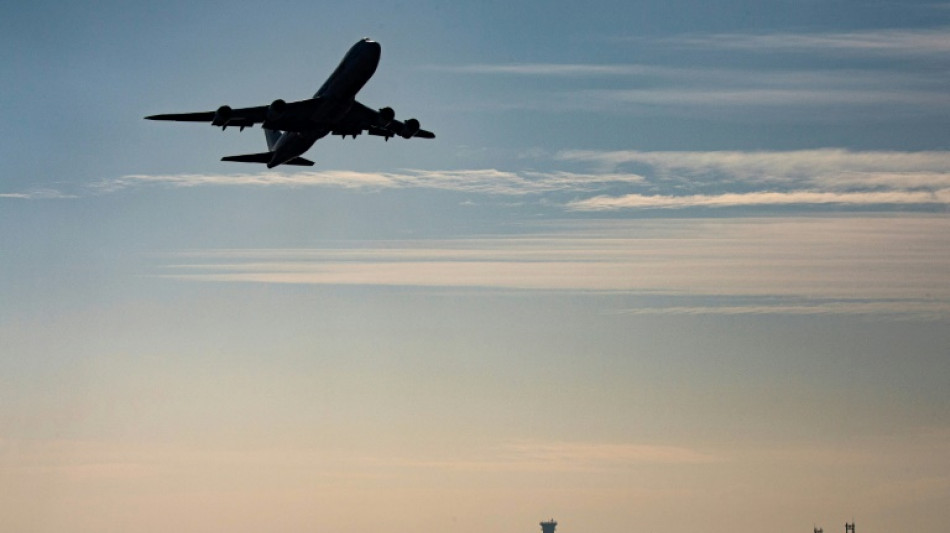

{"left": 100, "top": 149, "right": 950, "bottom": 196}
{"left": 666, "top": 27, "right": 950, "bottom": 56}
{"left": 613, "top": 299, "right": 950, "bottom": 320}
{"left": 424, "top": 62, "right": 937, "bottom": 87}
{"left": 0, "top": 189, "right": 75, "bottom": 200}
{"left": 95, "top": 169, "right": 644, "bottom": 196}
{"left": 558, "top": 149, "right": 950, "bottom": 200}
{"left": 812, "top": 172, "right": 950, "bottom": 190}
{"left": 94, "top": 171, "right": 397, "bottom": 193}
{"left": 568, "top": 190, "right": 950, "bottom": 210}
{"left": 463, "top": 42, "right": 950, "bottom": 122}
{"left": 91, "top": 149, "right": 950, "bottom": 217}
{"left": 157, "top": 216, "right": 950, "bottom": 312}
{"left": 498, "top": 441, "right": 718, "bottom": 466}
{"left": 425, "top": 50, "right": 950, "bottom": 115}
{"left": 420, "top": 63, "right": 663, "bottom": 76}
{"left": 586, "top": 87, "right": 950, "bottom": 109}
{"left": 2, "top": 437, "right": 716, "bottom": 484}
{"left": 558, "top": 148, "right": 950, "bottom": 177}
{"left": 385, "top": 440, "right": 720, "bottom": 473}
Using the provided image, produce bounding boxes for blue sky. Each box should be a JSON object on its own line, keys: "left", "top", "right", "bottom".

{"left": 3, "top": 2, "right": 950, "bottom": 533}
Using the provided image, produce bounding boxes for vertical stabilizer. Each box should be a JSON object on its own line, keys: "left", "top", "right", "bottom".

{"left": 264, "top": 129, "right": 283, "bottom": 151}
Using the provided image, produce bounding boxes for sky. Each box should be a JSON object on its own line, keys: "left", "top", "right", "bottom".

{"left": 2, "top": 1, "right": 950, "bottom": 532}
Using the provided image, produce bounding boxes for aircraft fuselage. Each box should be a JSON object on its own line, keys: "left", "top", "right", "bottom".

{"left": 269, "top": 39, "right": 382, "bottom": 167}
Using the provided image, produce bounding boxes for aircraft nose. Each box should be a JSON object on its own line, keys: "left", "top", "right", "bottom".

{"left": 360, "top": 38, "right": 381, "bottom": 54}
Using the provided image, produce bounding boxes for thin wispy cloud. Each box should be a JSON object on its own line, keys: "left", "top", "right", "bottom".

{"left": 0, "top": 189, "right": 74, "bottom": 200}
{"left": 812, "top": 171, "right": 950, "bottom": 190}
{"left": 381, "top": 441, "right": 720, "bottom": 473}
{"left": 5, "top": 437, "right": 717, "bottom": 481}
{"left": 587, "top": 87, "right": 950, "bottom": 109}
{"left": 614, "top": 300, "right": 950, "bottom": 320}
{"left": 425, "top": 62, "right": 938, "bottom": 87}
{"left": 94, "top": 149, "right": 950, "bottom": 213}
{"left": 498, "top": 441, "right": 718, "bottom": 466}
{"left": 666, "top": 27, "right": 950, "bottom": 56}
{"left": 558, "top": 149, "right": 950, "bottom": 204}
{"left": 95, "top": 171, "right": 397, "bottom": 193}
{"left": 568, "top": 190, "right": 950, "bottom": 210}
{"left": 95, "top": 169, "right": 645, "bottom": 196}
{"left": 420, "top": 63, "right": 662, "bottom": 76}
{"left": 558, "top": 148, "right": 950, "bottom": 176}
{"left": 427, "top": 35, "right": 950, "bottom": 117}
{"left": 157, "top": 216, "right": 950, "bottom": 315}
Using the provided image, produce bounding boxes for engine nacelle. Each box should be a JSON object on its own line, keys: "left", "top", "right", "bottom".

{"left": 401, "top": 118, "right": 420, "bottom": 138}
{"left": 212, "top": 105, "right": 232, "bottom": 126}
{"left": 267, "top": 99, "right": 287, "bottom": 122}
{"left": 378, "top": 107, "right": 395, "bottom": 126}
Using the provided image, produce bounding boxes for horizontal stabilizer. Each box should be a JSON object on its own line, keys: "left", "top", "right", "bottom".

{"left": 283, "top": 157, "right": 315, "bottom": 166}
{"left": 221, "top": 152, "right": 314, "bottom": 166}
{"left": 221, "top": 152, "right": 271, "bottom": 163}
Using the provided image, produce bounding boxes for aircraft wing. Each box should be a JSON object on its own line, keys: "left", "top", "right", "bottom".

{"left": 145, "top": 98, "right": 324, "bottom": 131}
{"left": 333, "top": 101, "right": 435, "bottom": 139}
{"left": 374, "top": 124, "right": 436, "bottom": 139}
{"left": 146, "top": 98, "right": 433, "bottom": 138}
{"left": 145, "top": 106, "right": 267, "bottom": 130}
{"left": 146, "top": 111, "right": 219, "bottom": 122}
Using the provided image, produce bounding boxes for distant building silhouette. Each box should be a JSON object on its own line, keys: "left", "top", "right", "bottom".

{"left": 845, "top": 522, "right": 855, "bottom": 533}
{"left": 540, "top": 519, "right": 557, "bottom": 533}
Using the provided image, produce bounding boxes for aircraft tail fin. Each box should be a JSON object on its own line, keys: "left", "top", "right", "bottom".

{"left": 221, "top": 152, "right": 314, "bottom": 166}
{"left": 264, "top": 129, "right": 283, "bottom": 151}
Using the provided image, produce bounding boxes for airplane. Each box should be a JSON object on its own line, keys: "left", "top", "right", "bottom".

{"left": 145, "top": 38, "right": 434, "bottom": 168}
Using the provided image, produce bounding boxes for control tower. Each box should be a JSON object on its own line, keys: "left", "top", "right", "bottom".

{"left": 540, "top": 519, "right": 557, "bottom": 533}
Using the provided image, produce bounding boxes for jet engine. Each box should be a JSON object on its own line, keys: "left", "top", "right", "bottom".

{"left": 267, "top": 99, "right": 287, "bottom": 122}
{"left": 401, "top": 118, "right": 420, "bottom": 138}
{"left": 378, "top": 107, "right": 395, "bottom": 126}
{"left": 212, "top": 105, "right": 232, "bottom": 127}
